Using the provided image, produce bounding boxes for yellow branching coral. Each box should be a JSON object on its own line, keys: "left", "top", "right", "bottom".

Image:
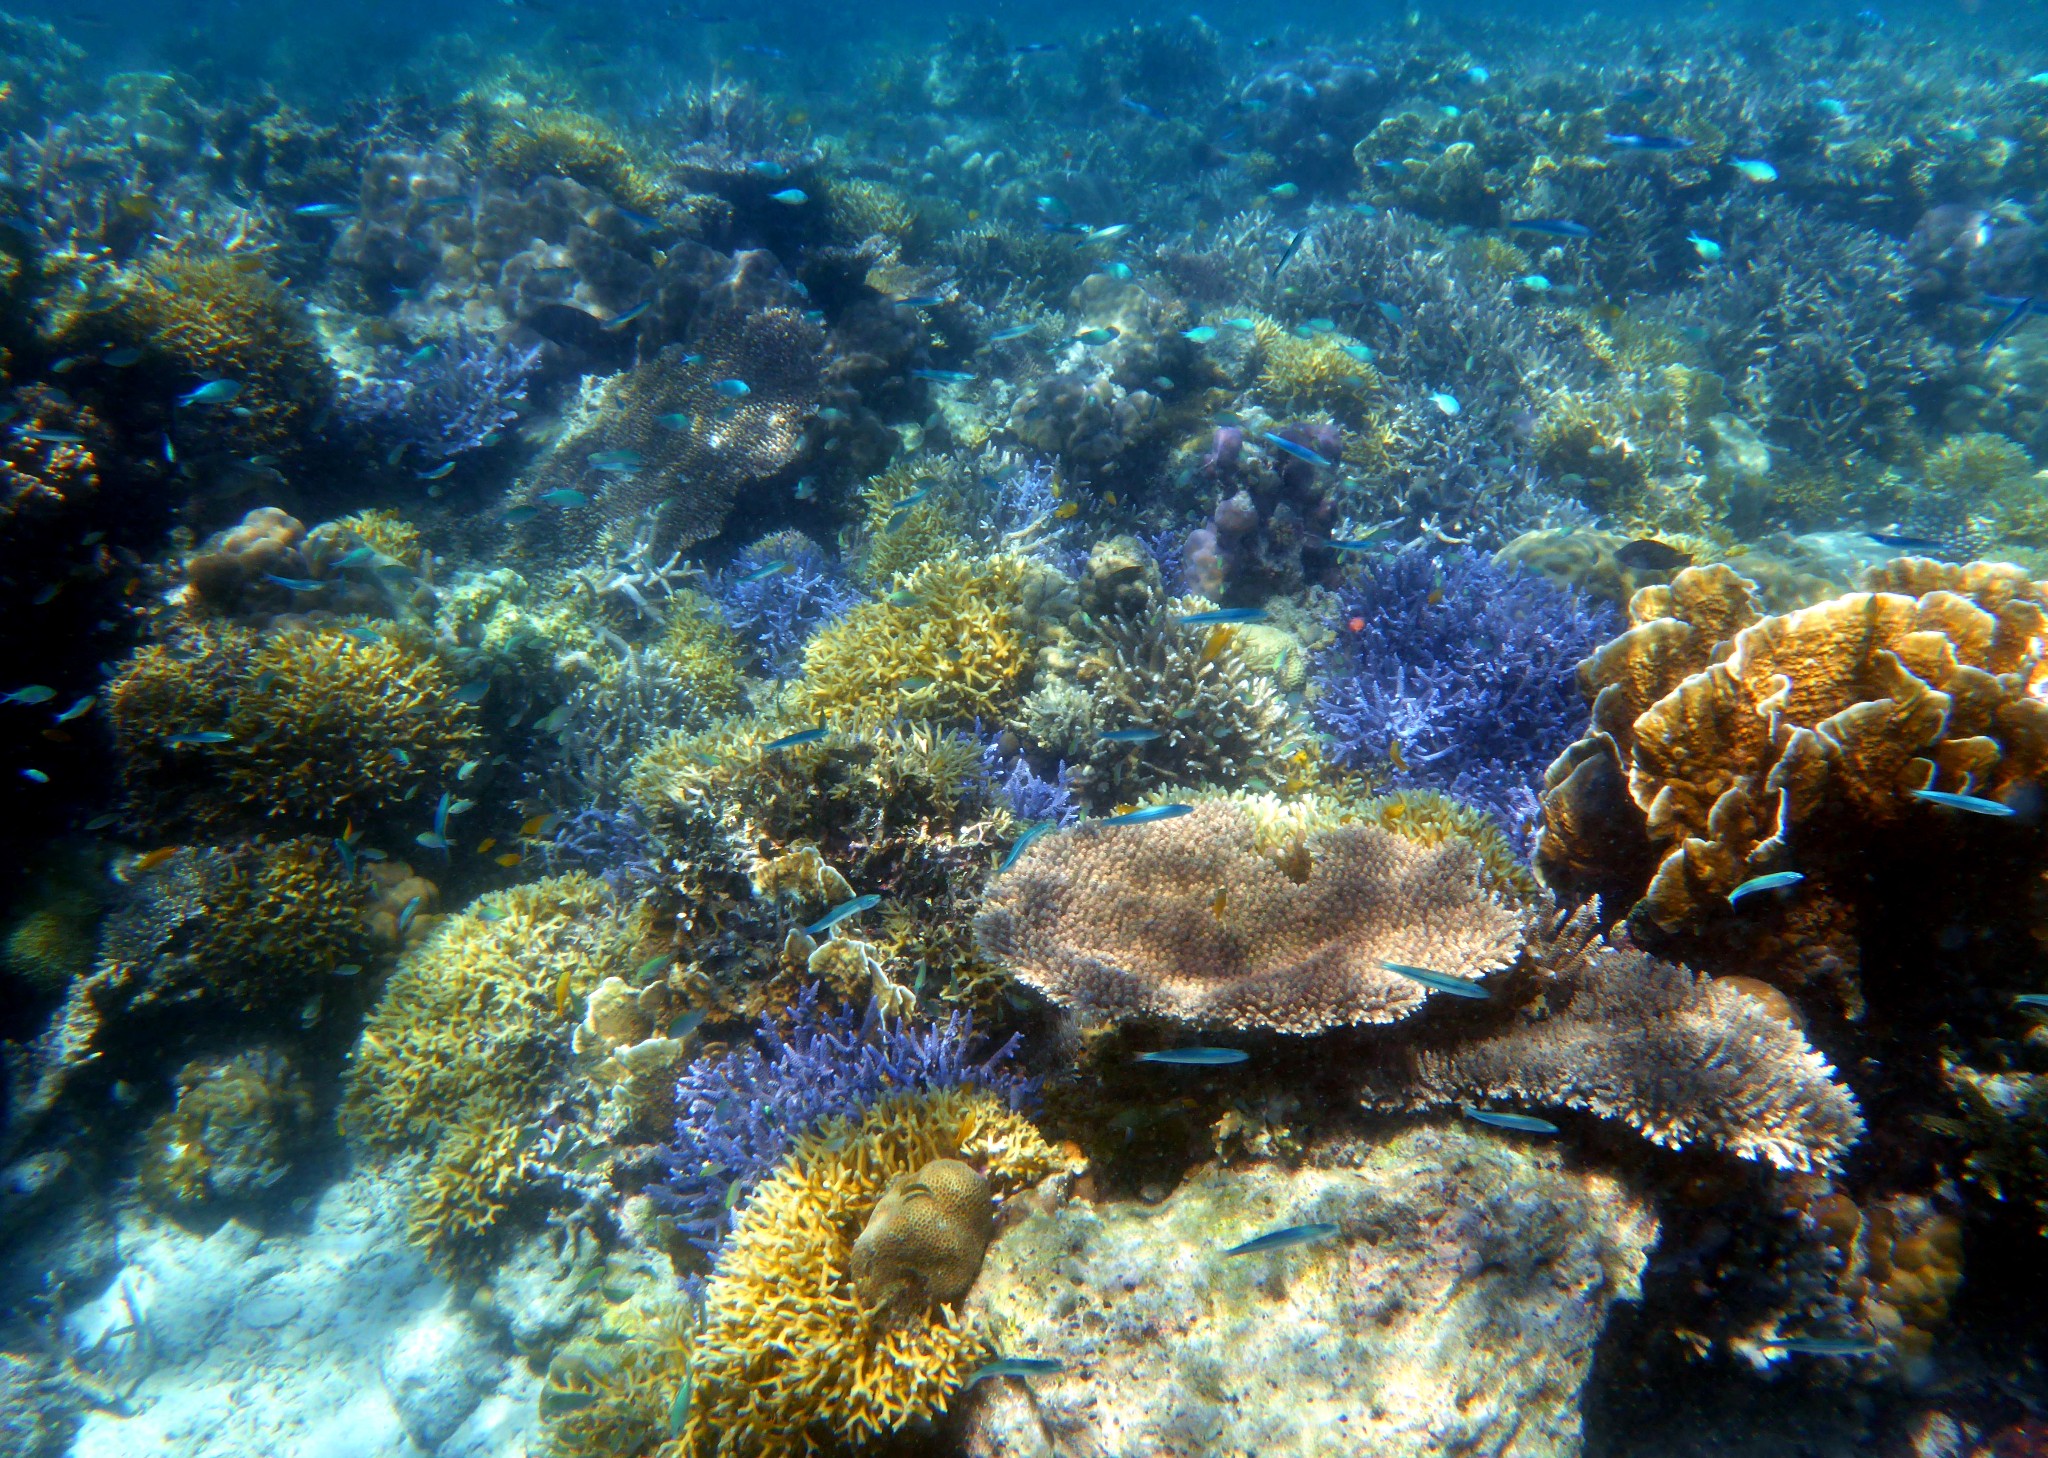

{"left": 107, "top": 623, "right": 480, "bottom": 835}
{"left": 478, "top": 103, "right": 664, "bottom": 211}
{"left": 1250, "top": 315, "right": 1379, "bottom": 419}
{"left": 88, "top": 255, "right": 336, "bottom": 459}
{"left": 976, "top": 798, "right": 1526, "bottom": 1032}
{"left": 343, "top": 875, "right": 648, "bottom": 1271}
{"left": 658, "top": 589, "right": 751, "bottom": 720}
{"left": 800, "top": 555, "right": 1054, "bottom": 728}
{"left": 853, "top": 463, "right": 972, "bottom": 587}
{"left": 681, "top": 1087, "right": 1076, "bottom": 1457}
{"left": 825, "top": 177, "right": 928, "bottom": 250}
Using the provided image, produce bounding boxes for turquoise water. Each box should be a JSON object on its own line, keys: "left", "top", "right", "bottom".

{"left": 1, "top": 3, "right": 2046, "bottom": 1455}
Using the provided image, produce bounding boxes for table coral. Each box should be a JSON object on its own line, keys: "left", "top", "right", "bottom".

{"left": 975, "top": 797, "right": 1526, "bottom": 1032}
{"left": 678, "top": 1086, "right": 1077, "bottom": 1458}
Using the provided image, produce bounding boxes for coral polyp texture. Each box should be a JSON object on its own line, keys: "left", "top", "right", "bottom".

{"left": 678, "top": 1086, "right": 1076, "bottom": 1458}
{"left": 974, "top": 797, "right": 1526, "bottom": 1032}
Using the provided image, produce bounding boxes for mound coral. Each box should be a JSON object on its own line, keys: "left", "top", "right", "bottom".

{"left": 975, "top": 798, "right": 1525, "bottom": 1032}
{"left": 106, "top": 623, "right": 480, "bottom": 836}
{"left": 341, "top": 875, "right": 647, "bottom": 1273}
{"left": 849, "top": 1157, "right": 993, "bottom": 1315}
{"left": 658, "top": 985, "right": 1028, "bottom": 1259}
{"left": 1536, "top": 560, "right": 2048, "bottom": 993}
{"left": 1314, "top": 546, "right": 1617, "bottom": 835}
{"left": 137, "top": 1048, "right": 314, "bottom": 1212}
{"left": 799, "top": 554, "right": 1059, "bottom": 728}
{"left": 1358, "top": 900, "right": 1864, "bottom": 1173}
{"left": 679, "top": 1086, "right": 1075, "bottom": 1458}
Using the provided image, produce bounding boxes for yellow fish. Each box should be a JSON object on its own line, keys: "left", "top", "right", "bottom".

{"left": 1388, "top": 738, "right": 1408, "bottom": 772}
{"left": 477, "top": 837, "right": 497, "bottom": 854}
{"left": 1104, "top": 492, "right": 1119, "bottom": 507}
{"left": 554, "top": 968, "right": 573, "bottom": 1016}
{"left": 1053, "top": 501, "right": 1080, "bottom": 519}
{"left": 1200, "top": 626, "right": 1237, "bottom": 664}
{"left": 496, "top": 852, "right": 524, "bottom": 868}
{"left": 1211, "top": 888, "right": 1228, "bottom": 916}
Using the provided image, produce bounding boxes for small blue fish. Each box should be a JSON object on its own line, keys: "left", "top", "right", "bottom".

{"left": 910, "top": 369, "right": 975, "bottom": 384}
{"left": 989, "top": 324, "right": 1037, "bottom": 341}
{"left": 407, "top": 345, "right": 440, "bottom": 367}
{"left": 417, "top": 461, "right": 455, "bottom": 480}
{"left": 1688, "top": 233, "right": 1723, "bottom": 262}
{"left": 534, "top": 706, "right": 574, "bottom": 734}
{"left": 1518, "top": 274, "right": 1552, "bottom": 292}
{"left": 1463, "top": 1105, "right": 1559, "bottom": 1135}
{"left": 20, "top": 768, "right": 48, "bottom": 784}
{"left": 540, "top": 490, "right": 589, "bottom": 508}
{"left": 336, "top": 547, "right": 381, "bottom": 568}
{"left": 747, "top": 159, "right": 788, "bottom": 178}
{"left": 177, "top": 379, "right": 244, "bottom": 407}
{"left": 1119, "top": 96, "right": 1164, "bottom": 119}
{"left": 768, "top": 188, "right": 808, "bottom": 205}
{"left": 392, "top": 747, "right": 412, "bottom": 767}
{"left": 1730, "top": 158, "right": 1779, "bottom": 182}
{"left": 1375, "top": 300, "right": 1404, "bottom": 324}
{"left": 1177, "top": 608, "right": 1266, "bottom": 626}
{"left": 740, "top": 560, "right": 792, "bottom": 583}
{"left": 1508, "top": 218, "right": 1593, "bottom": 239}
{"left": 589, "top": 449, "right": 645, "bottom": 471}
{"left": 967, "top": 1358, "right": 1064, "bottom": 1383}
{"left": 714, "top": 379, "right": 750, "bottom": 397}
{"left": 103, "top": 347, "right": 143, "bottom": 367}
{"left": 265, "top": 574, "right": 326, "bottom": 592}
{"left": 1069, "top": 327, "right": 1120, "bottom": 346}
{"left": 1330, "top": 527, "right": 1394, "bottom": 552}
{"left": 996, "top": 822, "right": 1052, "bottom": 874}
{"left": 165, "top": 731, "right": 235, "bottom": 746}
{"left": 293, "top": 202, "right": 356, "bottom": 218}
{"left": 804, "top": 893, "right": 882, "bottom": 936}
{"left": 1101, "top": 728, "right": 1162, "bottom": 744}
{"left": 1982, "top": 297, "right": 2035, "bottom": 354}
{"left": 1428, "top": 392, "right": 1462, "bottom": 417}
{"left": 603, "top": 301, "right": 652, "bottom": 330}
{"left": 340, "top": 628, "right": 382, "bottom": 644}
{"left": 1605, "top": 132, "right": 1693, "bottom": 151}
{"left": 613, "top": 207, "right": 659, "bottom": 230}
{"left": 53, "top": 695, "right": 95, "bottom": 723}
{"left": 23, "top": 429, "right": 86, "bottom": 444}
{"left": 397, "top": 895, "right": 423, "bottom": 933}
{"left": 1223, "top": 1222, "right": 1339, "bottom": 1256}
{"left": 1728, "top": 871, "right": 1805, "bottom": 905}
{"left": 1260, "top": 431, "right": 1332, "bottom": 468}
{"left": 1912, "top": 788, "right": 2015, "bottom": 817}
{"left": 2, "top": 685, "right": 57, "bottom": 705}
{"left": 416, "top": 832, "right": 450, "bottom": 851}
{"left": 657, "top": 412, "right": 692, "bottom": 430}
{"left": 1378, "top": 960, "right": 1490, "bottom": 999}
{"left": 1181, "top": 326, "right": 1218, "bottom": 343}
{"left": 764, "top": 724, "right": 829, "bottom": 751}
{"left": 1137, "top": 1047, "right": 1249, "bottom": 1066}
{"left": 503, "top": 505, "right": 541, "bottom": 526}
{"left": 433, "top": 791, "right": 451, "bottom": 838}
{"left": 1101, "top": 804, "right": 1195, "bottom": 826}
{"left": 1868, "top": 530, "right": 1946, "bottom": 551}
{"left": 1767, "top": 1337, "right": 1882, "bottom": 1358}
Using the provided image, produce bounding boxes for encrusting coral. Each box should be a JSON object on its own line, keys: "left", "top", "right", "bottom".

{"left": 677, "top": 1086, "right": 1077, "bottom": 1458}
{"left": 975, "top": 797, "right": 1525, "bottom": 1032}
{"left": 1356, "top": 900, "right": 1865, "bottom": 1173}
{"left": 137, "top": 1047, "right": 314, "bottom": 1212}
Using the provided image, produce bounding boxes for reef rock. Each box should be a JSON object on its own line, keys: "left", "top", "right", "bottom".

{"left": 959, "top": 1125, "right": 1657, "bottom": 1458}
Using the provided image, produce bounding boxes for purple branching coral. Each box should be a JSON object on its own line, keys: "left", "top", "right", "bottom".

{"left": 979, "top": 733, "right": 1079, "bottom": 826}
{"left": 343, "top": 326, "right": 538, "bottom": 464}
{"left": 1312, "top": 546, "right": 1615, "bottom": 840}
{"left": 657, "top": 984, "right": 1030, "bottom": 1259}
{"left": 709, "top": 530, "right": 864, "bottom": 676}
{"left": 543, "top": 805, "right": 662, "bottom": 896}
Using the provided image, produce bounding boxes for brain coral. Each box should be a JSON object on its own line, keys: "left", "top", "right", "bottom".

{"left": 1536, "top": 559, "right": 2048, "bottom": 993}
{"left": 849, "top": 1158, "right": 994, "bottom": 1316}
{"left": 974, "top": 798, "right": 1526, "bottom": 1032}
{"left": 680, "top": 1086, "right": 1076, "bottom": 1458}
{"left": 106, "top": 623, "right": 480, "bottom": 836}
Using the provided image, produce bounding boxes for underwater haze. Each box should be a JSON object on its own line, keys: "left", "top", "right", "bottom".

{"left": 4, "top": 1, "right": 2048, "bottom": 1456}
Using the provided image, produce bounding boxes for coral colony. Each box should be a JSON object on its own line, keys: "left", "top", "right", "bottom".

{"left": 4, "top": 4, "right": 2048, "bottom": 1457}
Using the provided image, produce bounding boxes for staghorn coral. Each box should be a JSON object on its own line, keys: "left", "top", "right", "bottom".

{"left": 1314, "top": 546, "right": 1617, "bottom": 837}
{"left": 657, "top": 984, "right": 1028, "bottom": 1259}
{"left": 798, "top": 554, "right": 1059, "bottom": 728}
{"left": 106, "top": 623, "right": 480, "bottom": 837}
{"left": 679, "top": 1087, "right": 1075, "bottom": 1458}
{"left": 137, "top": 1048, "right": 314, "bottom": 1212}
{"left": 848, "top": 1157, "right": 994, "bottom": 1316}
{"left": 1358, "top": 899, "right": 1864, "bottom": 1173}
{"left": 472, "top": 102, "right": 664, "bottom": 211}
{"left": 710, "top": 532, "right": 865, "bottom": 677}
{"left": 341, "top": 325, "right": 538, "bottom": 465}
{"left": 975, "top": 797, "right": 1525, "bottom": 1032}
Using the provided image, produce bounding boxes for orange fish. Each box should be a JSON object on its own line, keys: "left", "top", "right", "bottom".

{"left": 133, "top": 847, "right": 180, "bottom": 874}
{"left": 495, "top": 852, "right": 524, "bottom": 868}
{"left": 477, "top": 837, "right": 497, "bottom": 854}
{"left": 1200, "top": 626, "right": 1237, "bottom": 664}
{"left": 1053, "top": 501, "right": 1080, "bottom": 519}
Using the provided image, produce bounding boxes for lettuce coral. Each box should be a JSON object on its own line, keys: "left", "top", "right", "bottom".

{"left": 678, "top": 1086, "right": 1076, "bottom": 1458}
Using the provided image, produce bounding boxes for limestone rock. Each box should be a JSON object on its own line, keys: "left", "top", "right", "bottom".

{"left": 959, "top": 1125, "right": 1658, "bottom": 1458}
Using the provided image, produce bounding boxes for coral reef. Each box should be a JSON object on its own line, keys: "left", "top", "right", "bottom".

{"left": 342, "top": 325, "right": 538, "bottom": 466}
{"left": 137, "top": 1048, "right": 314, "bottom": 1212}
{"left": 975, "top": 797, "right": 1525, "bottom": 1032}
{"left": 848, "top": 1157, "right": 993, "bottom": 1315}
{"left": 710, "top": 531, "right": 865, "bottom": 676}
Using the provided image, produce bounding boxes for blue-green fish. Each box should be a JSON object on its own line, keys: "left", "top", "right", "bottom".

{"left": 503, "top": 505, "right": 541, "bottom": 526}
{"left": 1100, "top": 728, "right": 1162, "bottom": 744}
{"left": 1768, "top": 1337, "right": 1881, "bottom": 1358}
{"left": 2, "top": 685, "right": 57, "bottom": 705}
{"left": 588, "top": 449, "right": 644, "bottom": 471}
{"left": 1101, "top": 804, "right": 1194, "bottom": 826}
{"left": 1912, "top": 788, "right": 2014, "bottom": 817}
{"left": 1688, "top": 233, "right": 1723, "bottom": 262}
{"left": 2014, "top": 994, "right": 2048, "bottom": 1009}
{"left": 989, "top": 324, "right": 1037, "bottom": 341}
{"left": 1177, "top": 608, "right": 1266, "bottom": 626}
{"left": 1728, "top": 871, "right": 1805, "bottom": 904}
{"left": 336, "top": 547, "right": 381, "bottom": 568}
{"left": 1378, "top": 960, "right": 1491, "bottom": 999}
{"left": 1462, "top": 1105, "right": 1559, "bottom": 1135}
{"left": 340, "top": 627, "right": 382, "bottom": 644}
{"left": 103, "top": 347, "right": 143, "bottom": 367}
{"left": 1223, "top": 1222, "right": 1339, "bottom": 1256}
{"left": 1070, "top": 327, "right": 1119, "bottom": 346}
{"left": 1429, "top": 392, "right": 1462, "bottom": 417}
{"left": 1508, "top": 218, "right": 1593, "bottom": 239}
{"left": 657, "top": 412, "right": 692, "bottom": 430}
{"left": 910, "top": 369, "right": 975, "bottom": 384}
{"left": 1260, "top": 432, "right": 1332, "bottom": 468}
{"left": 1181, "top": 326, "right": 1218, "bottom": 343}
{"left": 885, "top": 590, "right": 922, "bottom": 608}
{"left": 540, "top": 490, "right": 589, "bottom": 508}
{"left": 1137, "top": 1047, "right": 1249, "bottom": 1066}
{"left": 293, "top": 202, "right": 355, "bottom": 218}
{"left": 20, "top": 768, "right": 48, "bottom": 783}
{"left": 997, "top": 822, "right": 1052, "bottom": 874}
{"left": 967, "top": 1358, "right": 1064, "bottom": 1383}
{"left": 417, "top": 461, "right": 455, "bottom": 480}
{"left": 1518, "top": 274, "right": 1551, "bottom": 292}
{"left": 397, "top": 895, "right": 423, "bottom": 933}
{"left": 416, "top": 831, "right": 450, "bottom": 851}
{"left": 23, "top": 429, "right": 86, "bottom": 444}
{"left": 764, "top": 725, "right": 829, "bottom": 751}
{"left": 805, "top": 893, "right": 882, "bottom": 936}
{"left": 165, "top": 731, "right": 235, "bottom": 746}
{"left": 714, "top": 379, "right": 750, "bottom": 397}
{"left": 1730, "top": 158, "right": 1778, "bottom": 183}
{"left": 741, "top": 560, "right": 792, "bottom": 583}
{"left": 53, "top": 695, "right": 95, "bottom": 723}
{"left": 178, "top": 379, "right": 244, "bottom": 407}
{"left": 265, "top": 574, "right": 326, "bottom": 591}
{"left": 1330, "top": 530, "right": 1393, "bottom": 552}
{"left": 453, "top": 681, "right": 490, "bottom": 705}
{"left": 768, "top": 188, "right": 808, "bottom": 205}
{"left": 668, "top": 1008, "right": 708, "bottom": 1040}
{"left": 603, "top": 301, "right": 651, "bottom": 329}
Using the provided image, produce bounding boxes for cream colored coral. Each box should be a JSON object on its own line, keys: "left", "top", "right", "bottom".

{"left": 851, "top": 1158, "right": 995, "bottom": 1315}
